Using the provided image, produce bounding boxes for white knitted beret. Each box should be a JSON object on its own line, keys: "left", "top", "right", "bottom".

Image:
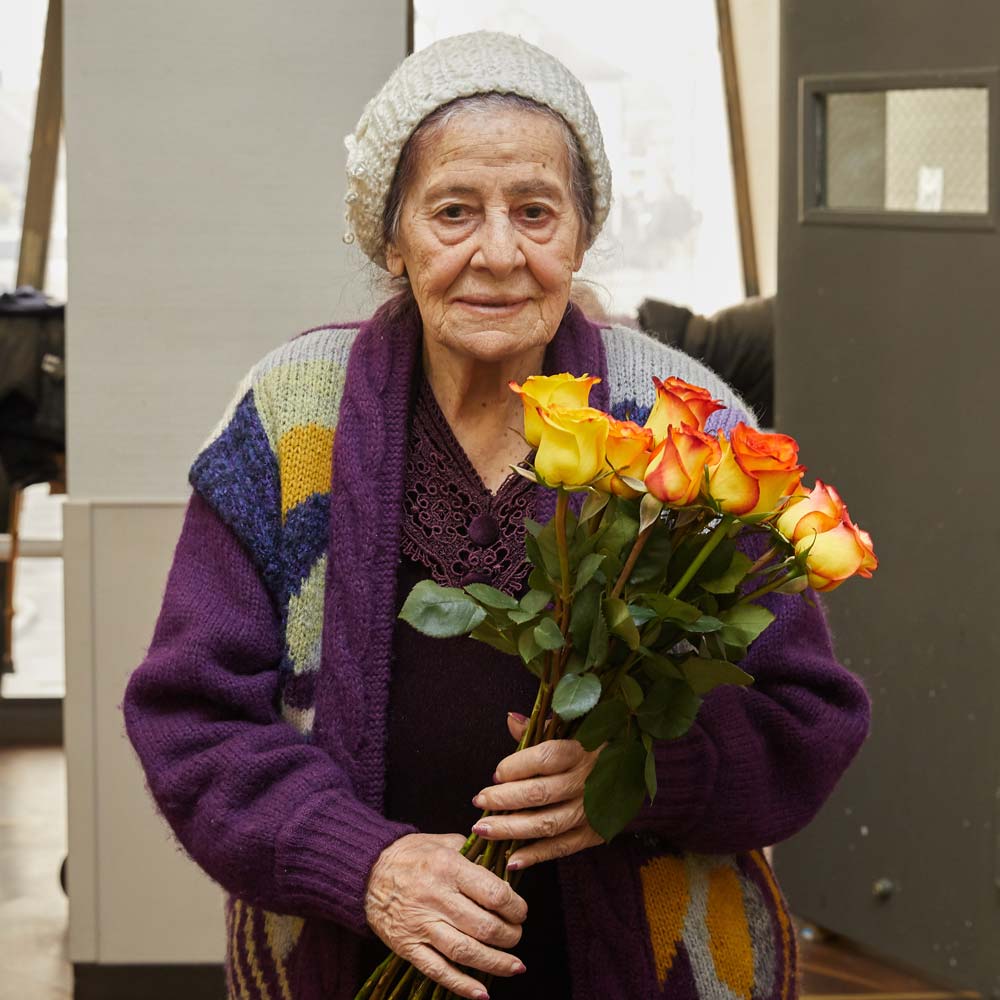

{"left": 343, "top": 31, "right": 613, "bottom": 269}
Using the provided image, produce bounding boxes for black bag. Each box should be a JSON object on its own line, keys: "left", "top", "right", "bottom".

{"left": 0, "top": 285, "right": 65, "bottom": 487}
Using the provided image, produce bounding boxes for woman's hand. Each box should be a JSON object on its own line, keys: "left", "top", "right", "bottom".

{"left": 469, "top": 713, "right": 605, "bottom": 870}
{"left": 364, "top": 832, "right": 528, "bottom": 1000}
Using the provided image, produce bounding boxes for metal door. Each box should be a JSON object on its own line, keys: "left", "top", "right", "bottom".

{"left": 774, "top": 1, "right": 1000, "bottom": 995}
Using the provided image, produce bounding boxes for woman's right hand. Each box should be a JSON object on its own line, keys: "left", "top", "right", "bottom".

{"left": 364, "top": 832, "right": 528, "bottom": 999}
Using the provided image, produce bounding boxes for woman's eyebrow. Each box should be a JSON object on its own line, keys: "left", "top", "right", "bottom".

{"left": 422, "top": 180, "right": 565, "bottom": 202}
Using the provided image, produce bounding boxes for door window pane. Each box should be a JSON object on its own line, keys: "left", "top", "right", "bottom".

{"left": 824, "top": 88, "right": 988, "bottom": 214}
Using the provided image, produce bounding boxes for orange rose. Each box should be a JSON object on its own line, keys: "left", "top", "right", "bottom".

{"left": 509, "top": 373, "right": 602, "bottom": 446}
{"left": 596, "top": 418, "right": 655, "bottom": 498}
{"left": 533, "top": 404, "right": 611, "bottom": 488}
{"left": 778, "top": 481, "right": 878, "bottom": 591}
{"left": 707, "top": 423, "right": 805, "bottom": 516}
{"left": 643, "top": 423, "right": 722, "bottom": 507}
{"left": 644, "top": 376, "right": 725, "bottom": 443}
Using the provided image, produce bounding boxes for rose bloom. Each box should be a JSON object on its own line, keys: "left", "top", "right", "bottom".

{"left": 644, "top": 423, "right": 722, "bottom": 507}
{"left": 644, "top": 376, "right": 725, "bottom": 443}
{"left": 533, "top": 403, "right": 610, "bottom": 487}
{"left": 777, "top": 481, "right": 878, "bottom": 592}
{"left": 509, "top": 373, "right": 601, "bottom": 446}
{"left": 708, "top": 422, "right": 805, "bottom": 516}
{"left": 594, "top": 417, "right": 655, "bottom": 498}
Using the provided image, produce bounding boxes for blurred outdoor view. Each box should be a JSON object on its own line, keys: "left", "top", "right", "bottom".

{"left": 415, "top": 0, "right": 744, "bottom": 318}
{"left": 0, "top": 0, "right": 66, "bottom": 302}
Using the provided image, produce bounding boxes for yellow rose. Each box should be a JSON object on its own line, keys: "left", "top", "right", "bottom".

{"left": 596, "top": 418, "right": 655, "bottom": 498}
{"left": 533, "top": 404, "right": 611, "bottom": 488}
{"left": 643, "top": 423, "right": 722, "bottom": 507}
{"left": 776, "top": 480, "right": 844, "bottom": 541}
{"left": 778, "top": 481, "right": 878, "bottom": 591}
{"left": 707, "top": 423, "right": 805, "bottom": 516}
{"left": 509, "top": 373, "right": 602, "bottom": 446}
{"left": 644, "top": 376, "right": 725, "bottom": 444}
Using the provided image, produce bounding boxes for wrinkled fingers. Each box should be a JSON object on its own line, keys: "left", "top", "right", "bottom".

{"left": 471, "top": 798, "right": 582, "bottom": 841}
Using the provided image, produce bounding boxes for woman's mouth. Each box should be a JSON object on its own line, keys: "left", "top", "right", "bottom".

{"left": 455, "top": 298, "right": 528, "bottom": 318}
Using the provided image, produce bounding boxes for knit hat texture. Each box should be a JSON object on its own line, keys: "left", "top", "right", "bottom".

{"left": 343, "top": 31, "right": 613, "bottom": 269}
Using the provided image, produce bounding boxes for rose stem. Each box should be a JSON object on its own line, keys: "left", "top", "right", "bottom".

{"left": 385, "top": 964, "right": 417, "bottom": 1000}
{"left": 666, "top": 515, "right": 733, "bottom": 598}
{"left": 738, "top": 569, "right": 804, "bottom": 604}
{"left": 355, "top": 953, "right": 393, "bottom": 1000}
{"left": 609, "top": 523, "right": 654, "bottom": 600}
{"left": 410, "top": 979, "right": 433, "bottom": 1000}
{"left": 368, "top": 954, "right": 405, "bottom": 1000}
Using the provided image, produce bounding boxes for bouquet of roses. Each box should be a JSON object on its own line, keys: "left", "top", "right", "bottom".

{"left": 358, "top": 373, "right": 877, "bottom": 1000}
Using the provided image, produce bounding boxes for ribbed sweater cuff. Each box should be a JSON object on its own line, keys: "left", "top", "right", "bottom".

{"left": 623, "top": 728, "right": 717, "bottom": 838}
{"left": 274, "top": 791, "right": 418, "bottom": 935}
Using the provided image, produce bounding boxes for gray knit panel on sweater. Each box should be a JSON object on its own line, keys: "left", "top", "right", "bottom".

{"left": 601, "top": 323, "right": 757, "bottom": 429}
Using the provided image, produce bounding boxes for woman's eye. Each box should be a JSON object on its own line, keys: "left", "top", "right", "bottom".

{"left": 440, "top": 205, "right": 468, "bottom": 221}
{"left": 521, "top": 205, "right": 549, "bottom": 222}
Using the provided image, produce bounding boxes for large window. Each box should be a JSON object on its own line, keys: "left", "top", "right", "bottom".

{"left": 0, "top": 0, "right": 67, "bottom": 301}
{"left": 414, "top": 2, "right": 743, "bottom": 317}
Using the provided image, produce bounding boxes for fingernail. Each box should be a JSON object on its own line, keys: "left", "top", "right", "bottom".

{"left": 474, "top": 991, "right": 490, "bottom": 1000}
{"left": 472, "top": 794, "right": 486, "bottom": 808}
{"left": 507, "top": 859, "right": 522, "bottom": 871}
{"left": 511, "top": 960, "right": 526, "bottom": 974}
{"left": 492, "top": 770, "right": 501, "bottom": 783}
{"left": 472, "top": 822, "right": 491, "bottom": 836}
{"left": 507, "top": 711, "right": 528, "bottom": 724}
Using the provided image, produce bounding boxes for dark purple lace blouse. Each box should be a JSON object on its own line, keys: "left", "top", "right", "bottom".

{"left": 358, "top": 374, "right": 571, "bottom": 998}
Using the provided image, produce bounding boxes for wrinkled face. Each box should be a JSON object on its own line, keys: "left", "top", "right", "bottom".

{"left": 385, "top": 108, "right": 586, "bottom": 365}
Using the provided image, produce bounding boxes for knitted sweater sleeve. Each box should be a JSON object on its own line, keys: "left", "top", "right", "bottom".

{"left": 122, "top": 490, "right": 417, "bottom": 932}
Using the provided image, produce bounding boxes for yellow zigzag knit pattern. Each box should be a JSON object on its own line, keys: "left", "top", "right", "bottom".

{"left": 639, "top": 849, "right": 795, "bottom": 999}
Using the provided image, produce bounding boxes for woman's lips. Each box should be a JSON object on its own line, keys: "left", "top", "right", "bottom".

{"left": 454, "top": 298, "right": 528, "bottom": 318}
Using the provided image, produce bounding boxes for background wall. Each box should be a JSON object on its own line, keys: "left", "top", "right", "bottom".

{"left": 62, "top": 0, "right": 407, "bottom": 964}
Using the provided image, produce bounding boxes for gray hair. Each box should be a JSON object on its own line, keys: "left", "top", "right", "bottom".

{"left": 381, "top": 92, "right": 596, "bottom": 258}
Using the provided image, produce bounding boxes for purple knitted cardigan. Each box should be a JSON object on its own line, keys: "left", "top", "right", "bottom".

{"left": 123, "top": 299, "right": 871, "bottom": 1000}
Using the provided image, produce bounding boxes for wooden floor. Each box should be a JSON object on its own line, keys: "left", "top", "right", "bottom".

{"left": 0, "top": 745, "right": 981, "bottom": 1000}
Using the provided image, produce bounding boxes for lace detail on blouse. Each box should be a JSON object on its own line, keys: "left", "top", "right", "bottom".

{"left": 401, "top": 377, "right": 535, "bottom": 594}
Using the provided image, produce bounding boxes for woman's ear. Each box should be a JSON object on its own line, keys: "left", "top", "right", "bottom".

{"left": 385, "top": 243, "right": 406, "bottom": 278}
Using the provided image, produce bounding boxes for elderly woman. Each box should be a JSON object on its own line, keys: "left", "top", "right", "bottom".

{"left": 123, "top": 31, "right": 869, "bottom": 1000}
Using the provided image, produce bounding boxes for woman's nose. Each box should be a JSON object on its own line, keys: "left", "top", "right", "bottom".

{"left": 471, "top": 211, "right": 526, "bottom": 276}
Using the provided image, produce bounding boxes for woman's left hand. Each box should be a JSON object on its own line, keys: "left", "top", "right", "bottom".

{"left": 469, "top": 713, "right": 605, "bottom": 870}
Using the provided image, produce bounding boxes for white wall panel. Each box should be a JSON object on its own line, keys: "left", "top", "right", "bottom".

{"left": 63, "top": 0, "right": 408, "bottom": 965}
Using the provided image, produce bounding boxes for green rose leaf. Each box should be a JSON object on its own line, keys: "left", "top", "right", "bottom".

{"left": 642, "top": 593, "right": 703, "bottom": 624}
{"left": 570, "top": 581, "right": 601, "bottom": 652}
{"left": 700, "top": 551, "right": 754, "bottom": 595}
{"left": 464, "top": 583, "right": 519, "bottom": 610}
{"left": 517, "top": 627, "right": 543, "bottom": 666}
{"left": 620, "top": 674, "right": 644, "bottom": 710}
{"left": 520, "top": 589, "right": 552, "bottom": 614}
{"left": 552, "top": 672, "right": 602, "bottom": 721}
{"left": 636, "top": 678, "right": 702, "bottom": 739}
{"left": 683, "top": 615, "right": 725, "bottom": 634}
{"left": 605, "top": 596, "right": 640, "bottom": 650}
{"left": 573, "top": 698, "right": 629, "bottom": 751}
{"left": 399, "top": 580, "right": 487, "bottom": 637}
{"left": 584, "top": 738, "right": 648, "bottom": 842}
{"left": 643, "top": 737, "right": 658, "bottom": 800}
{"left": 680, "top": 656, "right": 754, "bottom": 695}
{"left": 534, "top": 617, "right": 566, "bottom": 651}
{"left": 469, "top": 624, "right": 518, "bottom": 656}
{"left": 586, "top": 604, "right": 610, "bottom": 668}
{"left": 579, "top": 489, "right": 611, "bottom": 525}
{"left": 719, "top": 604, "right": 776, "bottom": 646}
{"left": 573, "top": 552, "right": 606, "bottom": 594}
